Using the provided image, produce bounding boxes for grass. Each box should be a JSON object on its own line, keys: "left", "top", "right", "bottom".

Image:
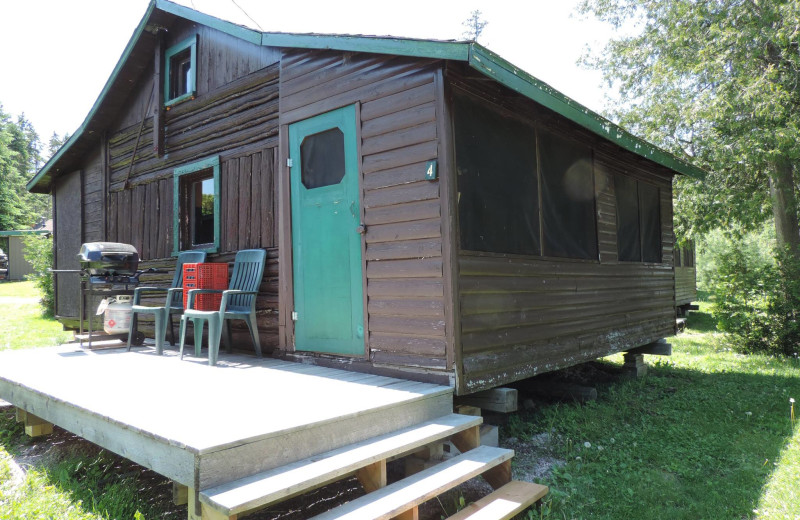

{"left": 0, "top": 281, "right": 72, "bottom": 350}
{"left": 0, "top": 409, "right": 180, "bottom": 520}
{"left": 510, "top": 299, "right": 800, "bottom": 520}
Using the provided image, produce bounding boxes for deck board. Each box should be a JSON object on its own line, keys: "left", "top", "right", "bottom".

{"left": 0, "top": 344, "right": 453, "bottom": 489}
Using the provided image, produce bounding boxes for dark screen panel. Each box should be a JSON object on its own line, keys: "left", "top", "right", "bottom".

{"left": 614, "top": 174, "right": 641, "bottom": 262}
{"left": 301, "top": 128, "right": 345, "bottom": 189}
{"left": 639, "top": 182, "right": 661, "bottom": 263}
{"left": 454, "top": 92, "right": 540, "bottom": 255}
{"left": 539, "top": 129, "right": 597, "bottom": 259}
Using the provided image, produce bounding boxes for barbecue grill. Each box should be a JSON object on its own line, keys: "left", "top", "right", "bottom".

{"left": 70, "top": 242, "right": 157, "bottom": 347}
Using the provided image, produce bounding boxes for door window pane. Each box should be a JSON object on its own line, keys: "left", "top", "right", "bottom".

{"left": 301, "top": 128, "right": 345, "bottom": 189}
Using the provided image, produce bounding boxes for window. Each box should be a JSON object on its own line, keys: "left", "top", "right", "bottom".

{"left": 675, "top": 247, "right": 682, "bottom": 267}
{"left": 614, "top": 174, "right": 662, "bottom": 263}
{"left": 454, "top": 92, "right": 540, "bottom": 256}
{"left": 164, "top": 36, "right": 197, "bottom": 107}
{"left": 173, "top": 156, "right": 220, "bottom": 254}
{"left": 301, "top": 128, "right": 345, "bottom": 189}
{"left": 539, "top": 129, "right": 598, "bottom": 260}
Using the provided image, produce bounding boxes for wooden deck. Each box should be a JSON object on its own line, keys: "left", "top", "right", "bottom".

{"left": 0, "top": 344, "right": 454, "bottom": 504}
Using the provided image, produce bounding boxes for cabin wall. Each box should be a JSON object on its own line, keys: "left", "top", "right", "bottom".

{"left": 278, "top": 50, "right": 450, "bottom": 377}
{"left": 95, "top": 24, "right": 281, "bottom": 347}
{"left": 447, "top": 65, "right": 676, "bottom": 394}
{"left": 675, "top": 267, "right": 697, "bottom": 306}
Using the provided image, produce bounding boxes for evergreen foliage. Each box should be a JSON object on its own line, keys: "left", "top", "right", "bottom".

{"left": 23, "top": 234, "right": 55, "bottom": 317}
{"left": 0, "top": 104, "right": 54, "bottom": 231}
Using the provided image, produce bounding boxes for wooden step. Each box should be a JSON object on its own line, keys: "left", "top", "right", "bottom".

{"left": 446, "top": 481, "right": 549, "bottom": 520}
{"left": 309, "top": 445, "right": 514, "bottom": 520}
{"left": 200, "top": 413, "right": 482, "bottom": 517}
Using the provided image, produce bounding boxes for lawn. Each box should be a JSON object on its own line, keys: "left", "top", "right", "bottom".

{"left": 0, "top": 280, "right": 73, "bottom": 350}
{"left": 513, "top": 301, "right": 800, "bottom": 520}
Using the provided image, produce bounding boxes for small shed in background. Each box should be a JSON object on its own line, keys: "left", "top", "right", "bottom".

{"left": 0, "top": 220, "right": 52, "bottom": 281}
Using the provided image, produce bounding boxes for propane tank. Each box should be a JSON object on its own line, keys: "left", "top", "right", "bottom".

{"left": 103, "top": 295, "right": 133, "bottom": 334}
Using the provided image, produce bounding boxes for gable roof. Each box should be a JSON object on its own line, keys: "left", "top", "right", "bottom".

{"left": 27, "top": 0, "right": 705, "bottom": 193}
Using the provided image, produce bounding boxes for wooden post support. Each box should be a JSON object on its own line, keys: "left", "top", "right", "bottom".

{"left": 481, "top": 459, "right": 512, "bottom": 490}
{"left": 173, "top": 482, "right": 188, "bottom": 506}
{"left": 454, "top": 404, "right": 481, "bottom": 416}
{"left": 450, "top": 425, "right": 481, "bottom": 454}
{"left": 393, "top": 506, "right": 419, "bottom": 520}
{"left": 21, "top": 410, "right": 53, "bottom": 437}
{"left": 623, "top": 353, "right": 647, "bottom": 378}
{"left": 356, "top": 459, "right": 387, "bottom": 493}
{"left": 457, "top": 388, "right": 518, "bottom": 413}
{"left": 628, "top": 339, "right": 672, "bottom": 356}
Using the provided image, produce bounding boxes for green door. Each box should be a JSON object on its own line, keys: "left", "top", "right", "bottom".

{"left": 289, "top": 105, "right": 364, "bottom": 355}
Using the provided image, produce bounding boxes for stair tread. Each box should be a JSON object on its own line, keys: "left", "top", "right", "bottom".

{"left": 310, "top": 445, "right": 514, "bottom": 520}
{"left": 446, "top": 481, "right": 549, "bottom": 520}
{"left": 201, "top": 413, "right": 482, "bottom": 515}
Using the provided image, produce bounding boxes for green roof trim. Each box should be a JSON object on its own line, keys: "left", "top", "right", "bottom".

{"left": 260, "top": 32, "right": 469, "bottom": 61}
{"left": 467, "top": 44, "right": 705, "bottom": 180}
{"left": 154, "top": 0, "right": 261, "bottom": 45}
{"left": 0, "top": 230, "right": 50, "bottom": 237}
{"left": 28, "top": 0, "right": 705, "bottom": 194}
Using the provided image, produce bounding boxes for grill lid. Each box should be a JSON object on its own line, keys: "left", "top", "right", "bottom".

{"left": 78, "top": 242, "right": 139, "bottom": 276}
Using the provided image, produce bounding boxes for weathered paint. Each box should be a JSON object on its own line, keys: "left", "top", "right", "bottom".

{"left": 289, "top": 105, "right": 365, "bottom": 355}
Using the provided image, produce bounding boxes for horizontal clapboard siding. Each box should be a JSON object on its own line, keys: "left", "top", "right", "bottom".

{"left": 675, "top": 267, "right": 697, "bottom": 306}
{"left": 458, "top": 256, "right": 675, "bottom": 392}
{"left": 280, "top": 49, "right": 447, "bottom": 371}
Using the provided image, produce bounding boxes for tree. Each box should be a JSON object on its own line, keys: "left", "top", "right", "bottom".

{"left": 0, "top": 105, "right": 51, "bottom": 230}
{"left": 579, "top": 0, "right": 800, "bottom": 251}
{"left": 462, "top": 9, "right": 488, "bottom": 42}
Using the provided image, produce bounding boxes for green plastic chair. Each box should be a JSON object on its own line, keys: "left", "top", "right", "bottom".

{"left": 179, "top": 249, "right": 266, "bottom": 365}
{"left": 126, "top": 251, "right": 207, "bottom": 354}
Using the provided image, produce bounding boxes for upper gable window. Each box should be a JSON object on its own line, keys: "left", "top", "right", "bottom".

{"left": 164, "top": 36, "right": 197, "bottom": 107}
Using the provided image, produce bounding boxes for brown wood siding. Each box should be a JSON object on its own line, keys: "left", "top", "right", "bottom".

{"left": 447, "top": 64, "right": 678, "bottom": 394}
{"left": 675, "top": 267, "right": 697, "bottom": 306}
{"left": 96, "top": 27, "right": 281, "bottom": 347}
{"left": 107, "top": 63, "right": 279, "bottom": 190}
{"left": 279, "top": 49, "right": 448, "bottom": 372}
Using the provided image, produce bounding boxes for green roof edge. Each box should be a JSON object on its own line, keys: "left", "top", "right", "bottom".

{"left": 260, "top": 33, "right": 469, "bottom": 61}
{"left": 29, "top": 0, "right": 705, "bottom": 193}
{"left": 467, "top": 44, "right": 705, "bottom": 180}
{"left": 0, "top": 230, "right": 50, "bottom": 236}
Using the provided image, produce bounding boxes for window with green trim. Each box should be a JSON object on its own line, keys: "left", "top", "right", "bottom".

{"left": 164, "top": 36, "right": 197, "bottom": 106}
{"left": 173, "top": 156, "right": 220, "bottom": 254}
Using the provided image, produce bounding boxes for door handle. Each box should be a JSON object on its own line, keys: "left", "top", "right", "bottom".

{"left": 356, "top": 224, "right": 367, "bottom": 235}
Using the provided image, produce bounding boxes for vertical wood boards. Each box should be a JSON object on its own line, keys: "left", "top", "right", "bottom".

{"left": 279, "top": 49, "right": 449, "bottom": 372}
{"left": 54, "top": 170, "right": 83, "bottom": 318}
{"left": 82, "top": 149, "right": 104, "bottom": 243}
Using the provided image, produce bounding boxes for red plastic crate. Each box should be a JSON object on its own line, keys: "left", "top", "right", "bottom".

{"left": 183, "top": 262, "right": 228, "bottom": 311}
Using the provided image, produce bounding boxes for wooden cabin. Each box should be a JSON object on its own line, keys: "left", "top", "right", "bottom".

{"left": 28, "top": 0, "right": 705, "bottom": 396}
{"left": 674, "top": 240, "right": 698, "bottom": 316}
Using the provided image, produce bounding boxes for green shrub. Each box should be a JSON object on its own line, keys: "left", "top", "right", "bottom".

{"left": 702, "top": 225, "right": 800, "bottom": 357}
{"left": 22, "top": 234, "right": 54, "bottom": 317}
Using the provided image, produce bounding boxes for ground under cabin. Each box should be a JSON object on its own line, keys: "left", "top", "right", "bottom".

{"left": 12, "top": 1, "right": 709, "bottom": 517}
